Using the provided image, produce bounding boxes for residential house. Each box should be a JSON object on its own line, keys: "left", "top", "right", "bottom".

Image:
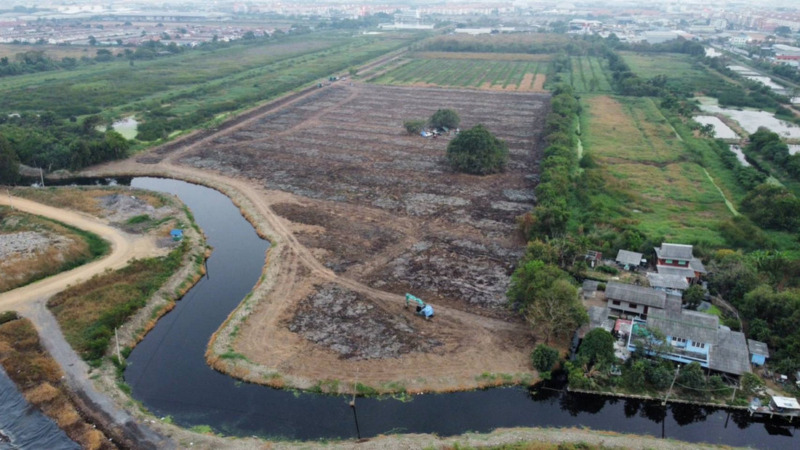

{"left": 654, "top": 243, "right": 706, "bottom": 283}
{"left": 646, "top": 272, "right": 689, "bottom": 296}
{"left": 604, "top": 282, "right": 668, "bottom": 319}
{"left": 748, "top": 339, "right": 769, "bottom": 366}
{"left": 628, "top": 309, "right": 751, "bottom": 377}
{"left": 615, "top": 249, "right": 643, "bottom": 270}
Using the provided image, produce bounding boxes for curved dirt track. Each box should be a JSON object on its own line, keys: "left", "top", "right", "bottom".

{"left": 0, "top": 195, "right": 159, "bottom": 313}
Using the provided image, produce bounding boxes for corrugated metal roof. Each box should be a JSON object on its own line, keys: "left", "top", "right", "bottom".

{"left": 647, "top": 272, "right": 690, "bottom": 290}
{"left": 689, "top": 258, "right": 707, "bottom": 274}
{"left": 655, "top": 243, "right": 694, "bottom": 260}
{"left": 656, "top": 265, "right": 696, "bottom": 278}
{"left": 709, "top": 328, "right": 751, "bottom": 376}
{"left": 605, "top": 282, "right": 666, "bottom": 308}
{"left": 616, "top": 249, "right": 643, "bottom": 267}
{"left": 748, "top": 339, "right": 769, "bottom": 357}
{"left": 647, "top": 310, "right": 719, "bottom": 344}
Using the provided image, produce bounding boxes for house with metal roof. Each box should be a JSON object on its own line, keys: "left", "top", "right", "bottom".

{"left": 605, "top": 282, "right": 666, "bottom": 319}
{"left": 628, "top": 309, "right": 751, "bottom": 377}
{"left": 647, "top": 272, "right": 690, "bottom": 295}
{"left": 654, "top": 243, "right": 707, "bottom": 282}
{"left": 615, "top": 249, "right": 643, "bottom": 270}
{"left": 748, "top": 339, "right": 770, "bottom": 366}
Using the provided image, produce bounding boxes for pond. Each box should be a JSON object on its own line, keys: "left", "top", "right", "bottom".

{"left": 694, "top": 115, "right": 738, "bottom": 140}
{"left": 699, "top": 104, "right": 800, "bottom": 139}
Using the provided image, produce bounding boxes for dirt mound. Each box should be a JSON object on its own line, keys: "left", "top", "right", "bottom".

{"left": 288, "top": 284, "right": 441, "bottom": 360}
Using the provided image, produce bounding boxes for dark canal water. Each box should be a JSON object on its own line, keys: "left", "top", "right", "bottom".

{"left": 76, "top": 177, "right": 797, "bottom": 447}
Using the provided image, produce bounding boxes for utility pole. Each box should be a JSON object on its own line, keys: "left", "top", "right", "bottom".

{"left": 663, "top": 364, "right": 681, "bottom": 406}
{"left": 39, "top": 167, "right": 45, "bottom": 187}
{"left": 6, "top": 189, "right": 12, "bottom": 210}
{"left": 114, "top": 327, "right": 122, "bottom": 363}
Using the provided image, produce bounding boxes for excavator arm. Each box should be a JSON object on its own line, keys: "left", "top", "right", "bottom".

{"left": 405, "top": 293, "right": 434, "bottom": 319}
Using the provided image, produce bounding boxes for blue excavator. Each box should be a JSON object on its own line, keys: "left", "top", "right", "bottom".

{"left": 405, "top": 293, "right": 434, "bottom": 319}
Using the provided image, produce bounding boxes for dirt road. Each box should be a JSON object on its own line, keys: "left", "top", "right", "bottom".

{"left": 0, "top": 195, "right": 172, "bottom": 449}
{"left": 0, "top": 195, "right": 160, "bottom": 313}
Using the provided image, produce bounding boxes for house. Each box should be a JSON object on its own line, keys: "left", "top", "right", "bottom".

{"left": 604, "top": 282, "right": 667, "bottom": 319}
{"left": 748, "top": 339, "right": 770, "bottom": 366}
{"left": 615, "top": 249, "right": 643, "bottom": 270}
{"left": 769, "top": 396, "right": 800, "bottom": 416}
{"left": 646, "top": 272, "right": 689, "bottom": 295}
{"left": 628, "top": 309, "right": 752, "bottom": 377}
{"left": 170, "top": 229, "right": 184, "bottom": 241}
{"left": 654, "top": 243, "right": 707, "bottom": 282}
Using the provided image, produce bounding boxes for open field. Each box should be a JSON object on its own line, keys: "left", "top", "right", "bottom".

{"left": 101, "top": 82, "right": 550, "bottom": 392}
{"left": 581, "top": 95, "right": 734, "bottom": 244}
{"left": 373, "top": 55, "right": 548, "bottom": 91}
{"left": 0, "top": 43, "right": 111, "bottom": 59}
{"left": 620, "top": 51, "right": 728, "bottom": 95}
{"left": 0, "top": 207, "right": 107, "bottom": 293}
{"left": 0, "top": 32, "right": 418, "bottom": 134}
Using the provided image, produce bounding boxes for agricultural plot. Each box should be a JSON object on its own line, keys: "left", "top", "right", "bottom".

{"left": 373, "top": 55, "right": 549, "bottom": 92}
{"left": 175, "top": 82, "right": 549, "bottom": 389}
{"left": 0, "top": 32, "right": 417, "bottom": 126}
{"left": 182, "top": 83, "right": 548, "bottom": 314}
{"left": 569, "top": 56, "right": 613, "bottom": 93}
{"left": 582, "top": 95, "right": 733, "bottom": 244}
{"left": 620, "top": 51, "right": 725, "bottom": 93}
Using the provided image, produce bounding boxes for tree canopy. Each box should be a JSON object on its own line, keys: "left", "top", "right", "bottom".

{"left": 429, "top": 108, "right": 460, "bottom": 129}
{"left": 0, "top": 135, "right": 20, "bottom": 184}
{"left": 578, "top": 328, "right": 615, "bottom": 368}
{"left": 446, "top": 124, "right": 508, "bottom": 175}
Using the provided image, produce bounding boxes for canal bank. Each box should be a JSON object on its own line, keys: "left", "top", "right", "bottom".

{"left": 88, "top": 177, "right": 794, "bottom": 447}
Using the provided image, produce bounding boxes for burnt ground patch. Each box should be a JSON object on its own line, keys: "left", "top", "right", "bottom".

{"left": 287, "top": 283, "right": 442, "bottom": 360}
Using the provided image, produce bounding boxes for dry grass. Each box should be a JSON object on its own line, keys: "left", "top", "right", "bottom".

{"left": 414, "top": 51, "right": 552, "bottom": 61}
{"left": 0, "top": 44, "right": 111, "bottom": 59}
{"left": 11, "top": 187, "right": 167, "bottom": 216}
{"left": 0, "top": 318, "right": 117, "bottom": 449}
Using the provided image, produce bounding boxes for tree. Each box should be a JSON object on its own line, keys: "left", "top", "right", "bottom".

{"left": 403, "top": 119, "right": 426, "bottom": 135}
{"left": 446, "top": 124, "right": 508, "bottom": 175}
{"left": 429, "top": 108, "right": 460, "bottom": 129}
{"left": 531, "top": 344, "right": 559, "bottom": 378}
{"left": 526, "top": 278, "right": 587, "bottom": 343}
{"left": 578, "top": 328, "right": 615, "bottom": 368}
{"left": 646, "top": 363, "right": 673, "bottom": 390}
{"left": 0, "top": 136, "right": 20, "bottom": 184}
{"left": 741, "top": 183, "right": 800, "bottom": 232}
{"left": 683, "top": 285, "right": 704, "bottom": 310}
{"left": 88, "top": 35, "right": 97, "bottom": 46}
{"left": 677, "top": 362, "right": 706, "bottom": 393}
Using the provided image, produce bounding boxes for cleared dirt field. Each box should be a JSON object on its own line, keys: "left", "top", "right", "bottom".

{"left": 94, "top": 82, "right": 550, "bottom": 392}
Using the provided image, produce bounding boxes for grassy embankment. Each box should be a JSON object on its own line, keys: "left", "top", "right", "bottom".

{"left": 0, "top": 314, "right": 115, "bottom": 449}
{"left": 0, "top": 206, "right": 109, "bottom": 292}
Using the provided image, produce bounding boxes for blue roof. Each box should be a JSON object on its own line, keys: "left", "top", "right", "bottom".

{"left": 170, "top": 229, "right": 183, "bottom": 236}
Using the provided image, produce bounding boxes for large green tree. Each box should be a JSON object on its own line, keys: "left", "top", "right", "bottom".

{"left": 531, "top": 343, "right": 559, "bottom": 376}
{"left": 0, "top": 135, "right": 20, "bottom": 184}
{"left": 741, "top": 183, "right": 800, "bottom": 232}
{"left": 525, "top": 278, "right": 587, "bottom": 343}
{"left": 578, "top": 328, "right": 615, "bottom": 368}
{"left": 446, "top": 124, "right": 508, "bottom": 175}
{"left": 429, "top": 108, "right": 460, "bottom": 129}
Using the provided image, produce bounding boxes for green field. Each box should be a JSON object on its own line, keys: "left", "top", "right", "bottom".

{"left": 0, "top": 32, "right": 420, "bottom": 132}
{"left": 569, "top": 56, "right": 613, "bottom": 93}
{"left": 373, "top": 55, "right": 549, "bottom": 91}
{"left": 581, "top": 95, "right": 734, "bottom": 244}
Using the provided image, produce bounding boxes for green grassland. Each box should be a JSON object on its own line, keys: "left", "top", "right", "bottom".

{"left": 373, "top": 55, "right": 548, "bottom": 90}
{"left": 620, "top": 51, "right": 727, "bottom": 94}
{"left": 581, "top": 95, "right": 734, "bottom": 245}
{"left": 0, "top": 32, "right": 420, "bottom": 136}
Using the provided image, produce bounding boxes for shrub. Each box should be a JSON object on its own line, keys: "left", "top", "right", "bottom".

{"left": 446, "top": 124, "right": 508, "bottom": 175}
{"left": 403, "top": 119, "right": 426, "bottom": 135}
{"left": 596, "top": 265, "right": 619, "bottom": 275}
{"left": 531, "top": 344, "right": 559, "bottom": 375}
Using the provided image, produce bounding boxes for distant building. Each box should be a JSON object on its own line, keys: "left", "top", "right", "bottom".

{"left": 748, "top": 339, "right": 769, "bottom": 366}
{"left": 615, "top": 249, "right": 643, "bottom": 270}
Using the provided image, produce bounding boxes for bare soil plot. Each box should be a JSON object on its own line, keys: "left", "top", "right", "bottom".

{"left": 175, "top": 83, "right": 551, "bottom": 391}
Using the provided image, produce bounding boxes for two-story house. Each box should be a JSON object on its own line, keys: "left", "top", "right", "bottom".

{"left": 654, "top": 243, "right": 707, "bottom": 283}
{"left": 604, "top": 282, "right": 668, "bottom": 319}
